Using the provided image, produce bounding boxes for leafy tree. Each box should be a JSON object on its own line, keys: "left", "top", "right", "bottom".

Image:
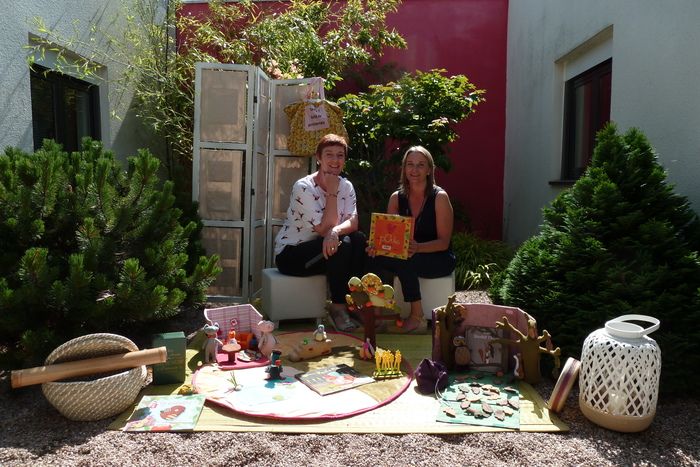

{"left": 490, "top": 124, "right": 700, "bottom": 396}
{"left": 337, "top": 69, "right": 484, "bottom": 225}
{"left": 28, "top": 0, "right": 406, "bottom": 182}
{"left": 0, "top": 139, "right": 221, "bottom": 367}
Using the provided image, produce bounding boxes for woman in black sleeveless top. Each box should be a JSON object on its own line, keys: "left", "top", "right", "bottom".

{"left": 369, "top": 146, "right": 456, "bottom": 332}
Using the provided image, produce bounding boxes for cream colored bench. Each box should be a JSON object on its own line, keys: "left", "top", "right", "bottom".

{"left": 262, "top": 268, "right": 327, "bottom": 327}
{"left": 394, "top": 273, "right": 456, "bottom": 321}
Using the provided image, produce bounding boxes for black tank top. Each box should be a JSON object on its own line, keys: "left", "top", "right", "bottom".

{"left": 398, "top": 186, "right": 439, "bottom": 243}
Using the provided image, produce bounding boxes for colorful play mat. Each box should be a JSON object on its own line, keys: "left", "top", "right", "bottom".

{"left": 192, "top": 331, "right": 413, "bottom": 420}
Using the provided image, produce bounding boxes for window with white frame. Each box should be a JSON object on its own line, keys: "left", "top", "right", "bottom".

{"left": 30, "top": 65, "right": 101, "bottom": 152}
{"left": 561, "top": 58, "right": 612, "bottom": 180}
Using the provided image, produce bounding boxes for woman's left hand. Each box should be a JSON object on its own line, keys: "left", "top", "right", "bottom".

{"left": 407, "top": 240, "right": 419, "bottom": 258}
{"left": 323, "top": 230, "right": 340, "bottom": 259}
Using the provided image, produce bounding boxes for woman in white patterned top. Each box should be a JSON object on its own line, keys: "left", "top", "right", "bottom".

{"left": 274, "top": 134, "right": 366, "bottom": 331}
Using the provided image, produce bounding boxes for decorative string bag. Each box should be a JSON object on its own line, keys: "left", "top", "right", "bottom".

{"left": 284, "top": 77, "right": 349, "bottom": 156}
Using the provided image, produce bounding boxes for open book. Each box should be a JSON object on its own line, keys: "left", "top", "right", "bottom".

{"left": 296, "top": 363, "right": 375, "bottom": 396}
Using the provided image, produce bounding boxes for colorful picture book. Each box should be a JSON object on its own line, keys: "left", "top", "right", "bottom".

{"left": 369, "top": 213, "right": 414, "bottom": 259}
{"left": 296, "top": 363, "right": 375, "bottom": 396}
{"left": 123, "top": 394, "right": 206, "bottom": 432}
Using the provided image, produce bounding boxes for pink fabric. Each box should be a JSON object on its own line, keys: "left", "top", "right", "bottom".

{"left": 193, "top": 332, "right": 414, "bottom": 421}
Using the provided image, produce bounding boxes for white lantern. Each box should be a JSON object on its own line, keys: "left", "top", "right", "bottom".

{"left": 578, "top": 314, "right": 661, "bottom": 432}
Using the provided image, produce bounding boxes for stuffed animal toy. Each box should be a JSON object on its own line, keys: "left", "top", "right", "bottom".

{"left": 257, "top": 320, "right": 278, "bottom": 358}
{"left": 202, "top": 324, "right": 222, "bottom": 364}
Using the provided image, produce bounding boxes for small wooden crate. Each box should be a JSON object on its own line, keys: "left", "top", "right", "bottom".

{"left": 204, "top": 304, "right": 263, "bottom": 340}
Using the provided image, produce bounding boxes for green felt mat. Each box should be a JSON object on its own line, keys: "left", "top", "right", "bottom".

{"left": 110, "top": 332, "right": 568, "bottom": 433}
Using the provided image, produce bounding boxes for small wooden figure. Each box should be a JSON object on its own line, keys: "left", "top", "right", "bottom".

{"left": 265, "top": 349, "right": 284, "bottom": 380}
{"left": 202, "top": 324, "right": 222, "bottom": 364}
{"left": 453, "top": 336, "right": 471, "bottom": 367}
{"left": 359, "top": 338, "right": 375, "bottom": 360}
{"left": 490, "top": 317, "right": 561, "bottom": 384}
{"left": 227, "top": 318, "right": 238, "bottom": 345}
{"left": 313, "top": 324, "right": 327, "bottom": 342}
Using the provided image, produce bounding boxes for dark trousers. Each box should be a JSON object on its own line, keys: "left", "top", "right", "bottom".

{"left": 275, "top": 231, "right": 367, "bottom": 304}
{"left": 369, "top": 250, "right": 456, "bottom": 303}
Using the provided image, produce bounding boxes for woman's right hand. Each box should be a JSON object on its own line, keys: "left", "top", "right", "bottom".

{"left": 319, "top": 171, "right": 340, "bottom": 197}
{"left": 365, "top": 244, "right": 377, "bottom": 258}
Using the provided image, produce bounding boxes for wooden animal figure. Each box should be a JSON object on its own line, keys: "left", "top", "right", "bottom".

{"left": 202, "top": 324, "right": 222, "bottom": 364}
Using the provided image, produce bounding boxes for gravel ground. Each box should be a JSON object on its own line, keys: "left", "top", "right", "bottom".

{"left": 1, "top": 291, "right": 699, "bottom": 466}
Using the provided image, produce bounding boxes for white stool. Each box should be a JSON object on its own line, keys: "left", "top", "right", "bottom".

{"left": 262, "top": 268, "right": 327, "bottom": 327}
{"left": 394, "top": 273, "right": 456, "bottom": 320}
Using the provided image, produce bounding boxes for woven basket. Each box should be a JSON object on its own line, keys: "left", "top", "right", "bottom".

{"left": 42, "top": 333, "right": 147, "bottom": 421}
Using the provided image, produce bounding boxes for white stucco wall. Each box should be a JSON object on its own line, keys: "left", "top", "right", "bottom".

{"left": 0, "top": 0, "right": 162, "bottom": 161}
{"left": 504, "top": 0, "right": 700, "bottom": 245}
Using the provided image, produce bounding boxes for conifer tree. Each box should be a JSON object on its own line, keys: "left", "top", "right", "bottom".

{"left": 0, "top": 139, "right": 220, "bottom": 366}
{"left": 491, "top": 124, "right": 700, "bottom": 395}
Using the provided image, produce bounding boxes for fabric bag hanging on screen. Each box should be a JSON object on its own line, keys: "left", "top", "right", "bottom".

{"left": 285, "top": 77, "right": 349, "bottom": 156}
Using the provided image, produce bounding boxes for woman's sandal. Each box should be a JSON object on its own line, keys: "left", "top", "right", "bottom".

{"left": 328, "top": 305, "right": 359, "bottom": 332}
{"left": 399, "top": 314, "right": 427, "bottom": 334}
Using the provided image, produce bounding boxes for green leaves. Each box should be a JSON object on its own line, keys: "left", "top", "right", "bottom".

{"left": 452, "top": 232, "right": 513, "bottom": 290}
{"left": 0, "top": 139, "right": 220, "bottom": 367}
{"left": 338, "top": 69, "right": 485, "bottom": 225}
{"left": 28, "top": 0, "right": 406, "bottom": 180}
{"left": 492, "top": 124, "right": 700, "bottom": 396}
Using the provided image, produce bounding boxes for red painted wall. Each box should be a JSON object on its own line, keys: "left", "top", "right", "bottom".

{"left": 182, "top": 0, "right": 508, "bottom": 239}
{"left": 379, "top": 0, "right": 508, "bottom": 239}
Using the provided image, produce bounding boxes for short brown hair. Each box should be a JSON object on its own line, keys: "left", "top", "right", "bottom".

{"left": 316, "top": 134, "right": 348, "bottom": 158}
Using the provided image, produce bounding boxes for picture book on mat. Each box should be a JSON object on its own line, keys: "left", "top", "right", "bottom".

{"left": 296, "top": 363, "right": 375, "bottom": 396}
{"left": 123, "top": 394, "right": 206, "bottom": 432}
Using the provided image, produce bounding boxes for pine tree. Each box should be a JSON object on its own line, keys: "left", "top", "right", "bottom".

{"left": 491, "top": 124, "right": 700, "bottom": 395}
{"left": 0, "top": 139, "right": 220, "bottom": 366}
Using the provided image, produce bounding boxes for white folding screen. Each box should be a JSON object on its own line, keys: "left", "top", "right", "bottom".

{"left": 266, "top": 78, "right": 319, "bottom": 270}
{"left": 194, "top": 63, "right": 317, "bottom": 301}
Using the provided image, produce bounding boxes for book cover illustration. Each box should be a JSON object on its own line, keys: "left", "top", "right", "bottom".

{"left": 369, "top": 213, "right": 414, "bottom": 259}
{"left": 296, "top": 363, "right": 375, "bottom": 396}
{"left": 123, "top": 394, "right": 206, "bottom": 432}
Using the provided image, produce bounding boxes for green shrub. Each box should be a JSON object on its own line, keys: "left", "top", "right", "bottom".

{"left": 491, "top": 124, "right": 700, "bottom": 395}
{"left": 338, "top": 69, "right": 484, "bottom": 227}
{"left": 0, "top": 139, "right": 221, "bottom": 367}
{"left": 452, "top": 232, "right": 513, "bottom": 290}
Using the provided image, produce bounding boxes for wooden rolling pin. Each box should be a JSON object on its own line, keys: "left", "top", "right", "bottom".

{"left": 10, "top": 346, "right": 167, "bottom": 389}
